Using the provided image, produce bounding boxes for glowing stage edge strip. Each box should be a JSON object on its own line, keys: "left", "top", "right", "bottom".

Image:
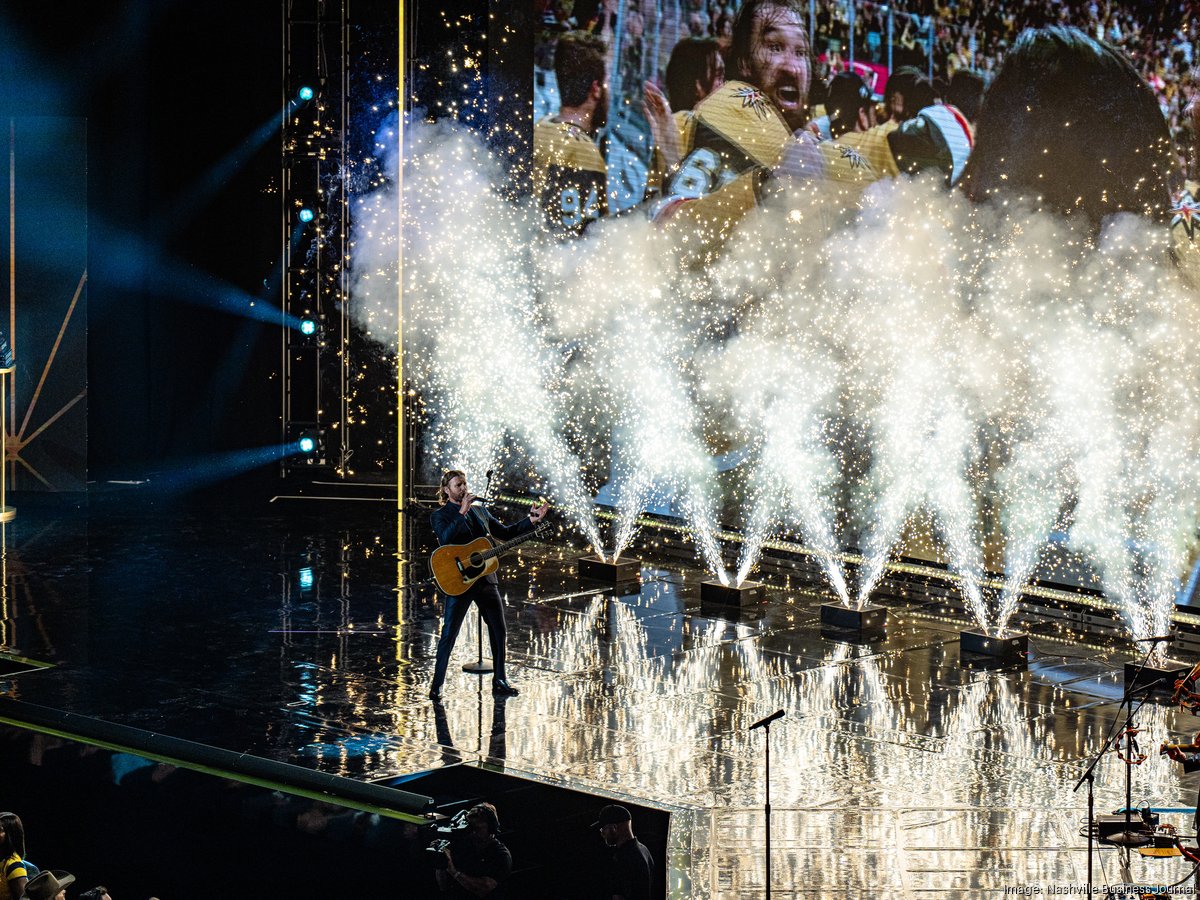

{"left": 0, "top": 698, "right": 433, "bottom": 822}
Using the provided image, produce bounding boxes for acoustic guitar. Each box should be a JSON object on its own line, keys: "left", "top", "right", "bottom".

{"left": 429, "top": 523, "right": 549, "bottom": 596}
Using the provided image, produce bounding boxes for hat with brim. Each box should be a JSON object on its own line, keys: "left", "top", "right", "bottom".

{"left": 26, "top": 870, "right": 75, "bottom": 900}
{"left": 591, "top": 804, "right": 632, "bottom": 828}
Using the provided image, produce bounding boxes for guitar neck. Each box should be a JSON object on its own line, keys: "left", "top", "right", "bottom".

{"left": 480, "top": 525, "right": 544, "bottom": 562}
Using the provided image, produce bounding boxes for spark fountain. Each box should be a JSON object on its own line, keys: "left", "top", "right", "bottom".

{"left": 714, "top": 331, "right": 851, "bottom": 602}
{"left": 349, "top": 112, "right": 1200, "bottom": 662}
{"left": 544, "top": 215, "right": 731, "bottom": 584}
{"left": 354, "top": 117, "right": 602, "bottom": 551}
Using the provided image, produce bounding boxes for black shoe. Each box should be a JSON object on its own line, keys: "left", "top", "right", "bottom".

{"left": 428, "top": 686, "right": 443, "bottom": 701}
{"left": 492, "top": 680, "right": 519, "bottom": 697}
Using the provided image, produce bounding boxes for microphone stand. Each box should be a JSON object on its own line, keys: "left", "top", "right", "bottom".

{"left": 1073, "top": 638, "right": 1169, "bottom": 893}
{"left": 462, "top": 470, "right": 497, "bottom": 676}
{"left": 765, "top": 719, "right": 772, "bottom": 900}
{"left": 751, "top": 710, "right": 784, "bottom": 899}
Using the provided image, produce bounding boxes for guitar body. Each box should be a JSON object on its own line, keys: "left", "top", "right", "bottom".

{"left": 430, "top": 536, "right": 500, "bottom": 596}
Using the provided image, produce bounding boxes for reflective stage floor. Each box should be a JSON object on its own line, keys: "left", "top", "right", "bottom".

{"left": 2, "top": 493, "right": 1200, "bottom": 897}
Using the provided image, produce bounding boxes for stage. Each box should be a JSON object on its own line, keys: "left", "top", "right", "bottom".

{"left": 1, "top": 490, "right": 1198, "bottom": 896}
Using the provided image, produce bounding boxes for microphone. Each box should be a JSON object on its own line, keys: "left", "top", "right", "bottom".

{"left": 1134, "top": 634, "right": 1177, "bottom": 643}
{"left": 477, "top": 469, "right": 496, "bottom": 506}
{"left": 749, "top": 709, "right": 785, "bottom": 731}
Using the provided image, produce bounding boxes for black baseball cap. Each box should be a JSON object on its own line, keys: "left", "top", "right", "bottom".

{"left": 591, "top": 804, "right": 632, "bottom": 828}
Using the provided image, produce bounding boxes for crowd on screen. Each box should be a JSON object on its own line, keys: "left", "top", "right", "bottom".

{"left": 814, "top": 0, "right": 1197, "bottom": 151}
{"left": 538, "top": 0, "right": 1197, "bottom": 154}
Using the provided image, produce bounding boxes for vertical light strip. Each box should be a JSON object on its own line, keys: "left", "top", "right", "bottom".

{"left": 1, "top": 374, "right": 6, "bottom": 542}
{"left": 396, "top": 0, "right": 407, "bottom": 646}
{"left": 340, "top": 4, "right": 351, "bottom": 475}
{"left": 8, "top": 120, "right": 14, "bottom": 450}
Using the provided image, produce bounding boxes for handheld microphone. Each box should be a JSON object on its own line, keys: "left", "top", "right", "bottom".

{"left": 1134, "top": 633, "right": 1177, "bottom": 643}
{"left": 749, "top": 709, "right": 785, "bottom": 731}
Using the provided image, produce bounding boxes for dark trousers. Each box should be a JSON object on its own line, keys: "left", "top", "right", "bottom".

{"left": 431, "top": 581, "right": 508, "bottom": 690}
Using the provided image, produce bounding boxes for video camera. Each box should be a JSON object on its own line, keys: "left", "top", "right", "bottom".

{"left": 425, "top": 809, "right": 471, "bottom": 869}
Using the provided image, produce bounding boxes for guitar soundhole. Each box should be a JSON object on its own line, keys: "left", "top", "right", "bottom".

{"left": 469, "top": 552, "right": 483, "bottom": 567}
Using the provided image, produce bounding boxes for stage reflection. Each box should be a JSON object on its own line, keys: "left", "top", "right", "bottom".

{"left": 0, "top": 499, "right": 1198, "bottom": 896}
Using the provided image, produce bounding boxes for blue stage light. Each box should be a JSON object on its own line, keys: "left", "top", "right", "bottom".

{"left": 298, "top": 86, "right": 314, "bottom": 102}
{"left": 298, "top": 207, "right": 315, "bottom": 223}
{"left": 298, "top": 436, "right": 316, "bottom": 453}
{"left": 299, "top": 567, "right": 315, "bottom": 590}
{"left": 299, "top": 319, "right": 317, "bottom": 336}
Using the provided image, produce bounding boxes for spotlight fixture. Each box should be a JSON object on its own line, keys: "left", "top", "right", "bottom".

{"left": 285, "top": 424, "right": 325, "bottom": 468}
{"left": 298, "top": 567, "right": 315, "bottom": 590}
{"left": 297, "top": 86, "right": 314, "bottom": 102}
{"left": 299, "top": 318, "right": 317, "bottom": 336}
{"left": 298, "top": 207, "right": 315, "bottom": 223}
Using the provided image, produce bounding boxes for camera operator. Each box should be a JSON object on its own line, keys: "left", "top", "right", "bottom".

{"left": 435, "top": 803, "right": 511, "bottom": 898}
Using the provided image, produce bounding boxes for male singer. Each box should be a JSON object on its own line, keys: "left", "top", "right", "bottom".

{"left": 429, "top": 470, "right": 549, "bottom": 700}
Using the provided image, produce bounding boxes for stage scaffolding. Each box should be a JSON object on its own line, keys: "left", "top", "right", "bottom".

{"left": 281, "top": 0, "right": 351, "bottom": 477}
{"left": 280, "top": 1, "right": 418, "bottom": 496}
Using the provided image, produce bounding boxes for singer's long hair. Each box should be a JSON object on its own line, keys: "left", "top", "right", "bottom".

{"left": 437, "top": 469, "right": 466, "bottom": 504}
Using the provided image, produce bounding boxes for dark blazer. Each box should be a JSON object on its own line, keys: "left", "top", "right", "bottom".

{"left": 430, "top": 502, "right": 535, "bottom": 586}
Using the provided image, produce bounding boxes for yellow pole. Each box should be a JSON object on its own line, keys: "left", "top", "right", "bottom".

{"left": 4, "top": 120, "right": 14, "bottom": 523}
{"left": 396, "top": 0, "right": 407, "bottom": 642}
{"left": 0, "top": 363, "right": 11, "bottom": 523}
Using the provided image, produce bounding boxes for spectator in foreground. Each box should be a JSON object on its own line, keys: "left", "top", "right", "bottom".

{"left": 24, "top": 872, "right": 73, "bottom": 900}
{"left": 0, "top": 813, "right": 28, "bottom": 900}
{"left": 594, "top": 804, "right": 653, "bottom": 900}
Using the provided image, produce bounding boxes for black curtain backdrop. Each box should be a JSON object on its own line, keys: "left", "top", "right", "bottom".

{"left": 0, "top": 2, "right": 282, "bottom": 484}
{"left": 0, "top": 1, "right": 498, "bottom": 490}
